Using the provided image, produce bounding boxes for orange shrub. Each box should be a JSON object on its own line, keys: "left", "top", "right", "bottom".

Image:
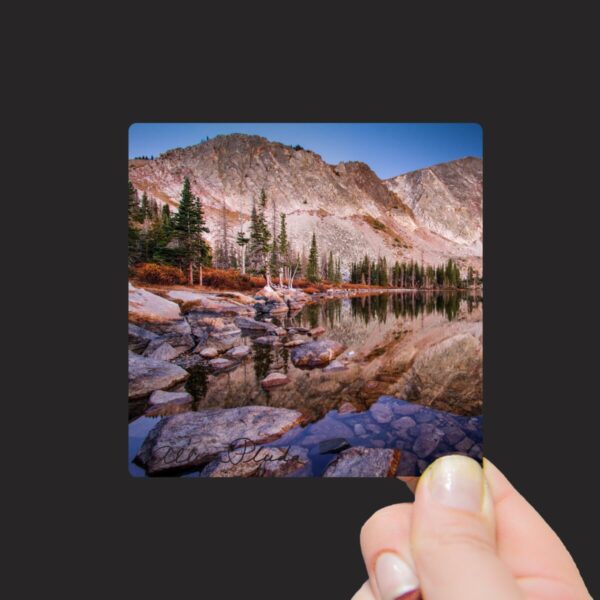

{"left": 132, "top": 263, "right": 186, "bottom": 285}
{"left": 200, "top": 268, "right": 266, "bottom": 291}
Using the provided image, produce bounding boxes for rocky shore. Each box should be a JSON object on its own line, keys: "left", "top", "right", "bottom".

{"left": 129, "top": 282, "right": 483, "bottom": 477}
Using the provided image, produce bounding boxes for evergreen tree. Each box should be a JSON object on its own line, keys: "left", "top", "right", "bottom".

{"left": 174, "top": 177, "right": 210, "bottom": 285}
{"left": 306, "top": 232, "right": 320, "bottom": 282}
{"left": 247, "top": 190, "right": 272, "bottom": 274}
{"left": 128, "top": 181, "right": 140, "bottom": 264}
{"left": 327, "top": 251, "right": 335, "bottom": 281}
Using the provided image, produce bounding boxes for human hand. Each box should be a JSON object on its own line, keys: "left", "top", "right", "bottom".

{"left": 354, "top": 455, "right": 591, "bottom": 599}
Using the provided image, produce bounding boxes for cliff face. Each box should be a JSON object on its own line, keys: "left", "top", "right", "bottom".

{"left": 384, "top": 157, "right": 483, "bottom": 252}
{"left": 128, "top": 134, "right": 482, "bottom": 273}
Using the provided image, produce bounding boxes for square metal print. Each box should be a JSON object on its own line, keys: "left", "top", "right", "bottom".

{"left": 128, "top": 123, "right": 483, "bottom": 478}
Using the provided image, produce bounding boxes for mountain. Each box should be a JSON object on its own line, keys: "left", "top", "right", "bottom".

{"left": 383, "top": 157, "right": 482, "bottom": 253}
{"left": 128, "top": 134, "right": 482, "bottom": 274}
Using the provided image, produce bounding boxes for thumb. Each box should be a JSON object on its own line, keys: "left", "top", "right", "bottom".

{"left": 410, "top": 455, "right": 521, "bottom": 600}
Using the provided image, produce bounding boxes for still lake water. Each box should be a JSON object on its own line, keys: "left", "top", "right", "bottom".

{"left": 129, "top": 291, "right": 483, "bottom": 477}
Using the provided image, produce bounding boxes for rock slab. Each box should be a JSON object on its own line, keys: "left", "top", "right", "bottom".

{"left": 323, "top": 447, "right": 400, "bottom": 478}
{"left": 128, "top": 351, "right": 189, "bottom": 399}
{"left": 136, "top": 406, "right": 305, "bottom": 474}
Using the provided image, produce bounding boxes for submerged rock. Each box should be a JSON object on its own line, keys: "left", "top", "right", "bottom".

{"left": 261, "top": 372, "right": 290, "bottom": 388}
{"left": 318, "top": 438, "right": 350, "bottom": 454}
{"left": 128, "top": 351, "right": 189, "bottom": 399}
{"left": 201, "top": 445, "right": 310, "bottom": 478}
{"left": 290, "top": 340, "right": 345, "bottom": 368}
{"left": 135, "top": 406, "right": 305, "bottom": 474}
{"left": 369, "top": 401, "right": 394, "bottom": 423}
{"left": 323, "top": 447, "right": 400, "bottom": 478}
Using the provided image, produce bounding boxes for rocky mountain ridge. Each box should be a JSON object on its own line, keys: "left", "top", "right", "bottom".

{"left": 128, "top": 134, "right": 482, "bottom": 274}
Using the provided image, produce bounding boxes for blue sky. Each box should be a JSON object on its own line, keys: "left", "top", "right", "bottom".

{"left": 129, "top": 123, "right": 482, "bottom": 179}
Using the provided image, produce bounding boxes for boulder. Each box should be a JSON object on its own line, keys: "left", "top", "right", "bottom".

{"left": 145, "top": 390, "right": 193, "bottom": 417}
{"left": 261, "top": 372, "right": 290, "bottom": 389}
{"left": 283, "top": 338, "right": 309, "bottom": 348}
{"left": 234, "top": 316, "right": 277, "bottom": 333}
{"left": 128, "top": 284, "right": 181, "bottom": 322}
{"left": 197, "top": 346, "right": 219, "bottom": 359}
{"left": 144, "top": 341, "right": 182, "bottom": 361}
{"left": 225, "top": 345, "right": 252, "bottom": 360}
{"left": 200, "top": 445, "right": 310, "bottom": 478}
{"left": 128, "top": 351, "right": 189, "bottom": 399}
{"left": 290, "top": 340, "right": 345, "bottom": 368}
{"left": 167, "top": 290, "right": 255, "bottom": 317}
{"left": 309, "top": 326, "right": 326, "bottom": 337}
{"left": 128, "top": 323, "right": 158, "bottom": 353}
{"left": 135, "top": 406, "right": 305, "bottom": 474}
{"left": 323, "top": 447, "right": 400, "bottom": 478}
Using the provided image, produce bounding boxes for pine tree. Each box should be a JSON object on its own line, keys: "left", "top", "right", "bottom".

{"left": 277, "top": 213, "right": 291, "bottom": 284}
{"left": 327, "top": 251, "right": 334, "bottom": 281}
{"left": 306, "top": 232, "right": 320, "bottom": 282}
{"left": 128, "top": 181, "right": 140, "bottom": 264}
{"left": 174, "top": 178, "right": 209, "bottom": 285}
{"left": 247, "top": 190, "right": 272, "bottom": 275}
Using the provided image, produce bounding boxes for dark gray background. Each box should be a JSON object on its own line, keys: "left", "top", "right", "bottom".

{"left": 10, "top": 12, "right": 596, "bottom": 599}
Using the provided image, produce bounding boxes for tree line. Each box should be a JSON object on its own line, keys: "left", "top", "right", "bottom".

{"left": 129, "top": 178, "right": 481, "bottom": 289}
{"left": 349, "top": 256, "right": 480, "bottom": 289}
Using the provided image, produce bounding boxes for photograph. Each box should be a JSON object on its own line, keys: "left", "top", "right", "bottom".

{"left": 127, "top": 123, "right": 483, "bottom": 478}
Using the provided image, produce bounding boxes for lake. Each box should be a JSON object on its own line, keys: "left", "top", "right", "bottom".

{"left": 129, "top": 290, "right": 483, "bottom": 477}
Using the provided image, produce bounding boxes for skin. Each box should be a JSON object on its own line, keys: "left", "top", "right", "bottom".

{"left": 354, "top": 458, "right": 591, "bottom": 600}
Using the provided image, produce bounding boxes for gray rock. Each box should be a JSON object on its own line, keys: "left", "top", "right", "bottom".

{"left": 128, "top": 323, "right": 158, "bottom": 353}
{"left": 128, "top": 351, "right": 189, "bottom": 399}
{"left": 323, "top": 447, "right": 400, "bottom": 478}
{"left": 290, "top": 340, "right": 345, "bottom": 368}
{"left": 234, "top": 316, "right": 277, "bottom": 333}
{"left": 225, "top": 345, "right": 251, "bottom": 360}
{"left": 323, "top": 360, "right": 348, "bottom": 373}
{"left": 144, "top": 342, "right": 183, "bottom": 361}
{"left": 197, "top": 346, "right": 219, "bottom": 359}
{"left": 201, "top": 445, "right": 310, "bottom": 478}
{"left": 136, "top": 406, "right": 305, "bottom": 474}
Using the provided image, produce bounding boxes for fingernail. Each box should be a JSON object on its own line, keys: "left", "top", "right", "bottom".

{"left": 427, "top": 454, "right": 484, "bottom": 513}
{"left": 375, "top": 552, "right": 420, "bottom": 600}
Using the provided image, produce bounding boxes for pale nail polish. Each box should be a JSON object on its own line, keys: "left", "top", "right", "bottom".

{"left": 375, "top": 552, "right": 420, "bottom": 600}
{"left": 428, "top": 454, "right": 484, "bottom": 512}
